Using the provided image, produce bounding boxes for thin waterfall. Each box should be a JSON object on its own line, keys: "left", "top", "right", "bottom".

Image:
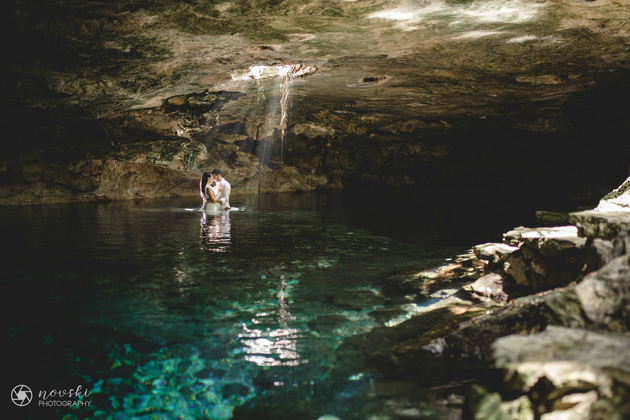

{"left": 278, "top": 72, "right": 292, "bottom": 166}
{"left": 229, "top": 64, "right": 316, "bottom": 196}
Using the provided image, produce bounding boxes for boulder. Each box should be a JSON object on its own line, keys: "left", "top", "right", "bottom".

{"left": 570, "top": 210, "right": 630, "bottom": 241}
{"left": 502, "top": 226, "right": 587, "bottom": 292}
{"left": 571, "top": 210, "right": 630, "bottom": 272}
{"left": 490, "top": 325, "right": 630, "bottom": 419}
{"left": 473, "top": 242, "right": 518, "bottom": 266}
{"left": 466, "top": 273, "right": 509, "bottom": 304}
{"left": 574, "top": 255, "right": 630, "bottom": 332}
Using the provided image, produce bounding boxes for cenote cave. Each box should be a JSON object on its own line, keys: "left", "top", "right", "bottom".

{"left": 2, "top": 0, "right": 630, "bottom": 419}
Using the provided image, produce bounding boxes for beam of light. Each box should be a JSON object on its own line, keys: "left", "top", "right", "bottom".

{"left": 230, "top": 64, "right": 316, "bottom": 168}
{"left": 278, "top": 73, "right": 291, "bottom": 165}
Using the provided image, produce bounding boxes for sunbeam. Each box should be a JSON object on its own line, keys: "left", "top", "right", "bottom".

{"left": 230, "top": 64, "right": 317, "bottom": 169}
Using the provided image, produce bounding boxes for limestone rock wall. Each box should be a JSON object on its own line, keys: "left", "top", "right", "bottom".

{"left": 2, "top": 0, "right": 629, "bottom": 205}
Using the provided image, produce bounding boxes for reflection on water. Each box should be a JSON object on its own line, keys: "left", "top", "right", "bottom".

{"left": 240, "top": 275, "right": 304, "bottom": 367}
{"left": 2, "top": 192, "right": 525, "bottom": 419}
{"left": 200, "top": 209, "right": 232, "bottom": 253}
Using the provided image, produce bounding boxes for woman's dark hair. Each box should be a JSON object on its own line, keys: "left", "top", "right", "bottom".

{"left": 200, "top": 172, "right": 211, "bottom": 198}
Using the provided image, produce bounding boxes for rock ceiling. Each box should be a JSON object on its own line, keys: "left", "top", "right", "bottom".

{"left": 2, "top": 0, "right": 630, "bottom": 203}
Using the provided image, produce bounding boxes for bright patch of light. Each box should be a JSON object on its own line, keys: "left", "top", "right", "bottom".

{"left": 368, "top": 0, "right": 544, "bottom": 31}
{"left": 506, "top": 34, "right": 539, "bottom": 43}
{"left": 384, "top": 291, "right": 469, "bottom": 327}
{"left": 231, "top": 64, "right": 317, "bottom": 81}
{"left": 462, "top": 1, "right": 542, "bottom": 24}
{"left": 506, "top": 35, "right": 561, "bottom": 44}
{"left": 367, "top": 3, "right": 444, "bottom": 25}
{"left": 368, "top": 7, "right": 419, "bottom": 21}
{"left": 239, "top": 325, "right": 305, "bottom": 367}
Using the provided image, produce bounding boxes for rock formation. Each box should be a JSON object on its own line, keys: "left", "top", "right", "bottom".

{"left": 2, "top": 0, "right": 629, "bottom": 205}
{"left": 356, "top": 177, "right": 630, "bottom": 418}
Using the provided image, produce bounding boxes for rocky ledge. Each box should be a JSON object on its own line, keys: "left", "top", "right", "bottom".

{"left": 341, "top": 176, "right": 630, "bottom": 419}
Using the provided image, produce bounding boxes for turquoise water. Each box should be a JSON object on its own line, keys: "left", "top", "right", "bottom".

{"left": 3, "top": 191, "right": 522, "bottom": 419}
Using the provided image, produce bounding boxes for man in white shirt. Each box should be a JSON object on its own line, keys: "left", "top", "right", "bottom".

{"left": 212, "top": 169, "right": 231, "bottom": 210}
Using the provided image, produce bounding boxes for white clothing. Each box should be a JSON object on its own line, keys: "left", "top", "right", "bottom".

{"left": 218, "top": 178, "right": 231, "bottom": 209}
{"left": 206, "top": 183, "right": 220, "bottom": 201}
{"left": 203, "top": 201, "right": 222, "bottom": 215}
{"left": 202, "top": 182, "right": 221, "bottom": 210}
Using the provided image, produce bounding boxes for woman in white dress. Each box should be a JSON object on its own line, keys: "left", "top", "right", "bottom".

{"left": 199, "top": 171, "right": 222, "bottom": 211}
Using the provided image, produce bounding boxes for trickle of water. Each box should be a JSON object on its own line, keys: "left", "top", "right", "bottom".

{"left": 278, "top": 73, "right": 292, "bottom": 165}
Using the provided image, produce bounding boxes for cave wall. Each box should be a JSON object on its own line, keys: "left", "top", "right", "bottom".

{"left": 1, "top": 0, "right": 629, "bottom": 206}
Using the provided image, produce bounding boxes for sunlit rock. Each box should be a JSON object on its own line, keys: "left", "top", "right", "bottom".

{"left": 595, "top": 177, "right": 630, "bottom": 212}
{"left": 292, "top": 123, "right": 335, "bottom": 138}
{"left": 474, "top": 242, "right": 518, "bottom": 263}
{"left": 466, "top": 273, "right": 509, "bottom": 304}
{"left": 503, "top": 226, "right": 587, "bottom": 291}
{"left": 570, "top": 210, "right": 630, "bottom": 241}
{"left": 573, "top": 255, "right": 630, "bottom": 331}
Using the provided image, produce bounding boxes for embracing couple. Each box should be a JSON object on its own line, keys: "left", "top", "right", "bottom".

{"left": 200, "top": 169, "right": 231, "bottom": 211}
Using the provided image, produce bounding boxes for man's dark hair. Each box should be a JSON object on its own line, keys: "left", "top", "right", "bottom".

{"left": 211, "top": 169, "right": 222, "bottom": 176}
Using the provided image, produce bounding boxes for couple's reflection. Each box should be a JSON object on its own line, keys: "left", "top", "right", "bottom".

{"left": 200, "top": 209, "right": 231, "bottom": 252}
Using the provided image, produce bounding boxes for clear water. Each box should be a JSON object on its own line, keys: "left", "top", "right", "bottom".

{"left": 3, "top": 191, "right": 526, "bottom": 419}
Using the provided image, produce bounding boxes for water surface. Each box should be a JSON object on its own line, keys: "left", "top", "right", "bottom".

{"left": 3, "top": 191, "right": 527, "bottom": 419}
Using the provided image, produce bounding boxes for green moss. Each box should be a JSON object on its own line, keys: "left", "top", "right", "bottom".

{"left": 183, "top": 142, "right": 207, "bottom": 170}
{"left": 159, "top": 140, "right": 184, "bottom": 162}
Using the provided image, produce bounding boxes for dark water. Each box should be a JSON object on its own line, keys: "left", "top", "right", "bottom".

{"left": 2, "top": 191, "right": 531, "bottom": 419}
